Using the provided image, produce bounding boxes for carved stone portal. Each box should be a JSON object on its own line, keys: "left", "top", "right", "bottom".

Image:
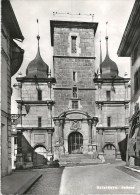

{"left": 70, "top": 120, "right": 81, "bottom": 131}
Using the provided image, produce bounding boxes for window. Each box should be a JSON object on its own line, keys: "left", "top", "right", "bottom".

{"left": 73, "top": 71, "right": 77, "bottom": 82}
{"left": 106, "top": 91, "right": 111, "bottom": 101}
{"left": 71, "top": 36, "right": 77, "bottom": 53}
{"left": 73, "top": 87, "right": 78, "bottom": 98}
{"left": 134, "top": 67, "right": 140, "bottom": 94}
{"left": 14, "top": 137, "right": 17, "bottom": 144}
{"left": 107, "top": 117, "right": 111, "bottom": 127}
{"left": 38, "top": 90, "right": 42, "bottom": 100}
{"left": 72, "top": 100, "right": 78, "bottom": 109}
{"left": 38, "top": 117, "right": 42, "bottom": 127}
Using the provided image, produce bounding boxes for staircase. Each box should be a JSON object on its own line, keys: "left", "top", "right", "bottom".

{"left": 59, "top": 154, "right": 102, "bottom": 167}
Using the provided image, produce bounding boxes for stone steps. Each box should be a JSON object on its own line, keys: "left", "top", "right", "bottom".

{"left": 59, "top": 154, "right": 101, "bottom": 166}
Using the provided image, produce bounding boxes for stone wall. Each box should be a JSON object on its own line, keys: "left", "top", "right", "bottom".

{"left": 1, "top": 24, "right": 12, "bottom": 176}
{"left": 53, "top": 24, "right": 96, "bottom": 117}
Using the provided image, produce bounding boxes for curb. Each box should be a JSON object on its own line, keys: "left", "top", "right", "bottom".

{"left": 124, "top": 166, "right": 140, "bottom": 173}
{"left": 15, "top": 173, "right": 42, "bottom": 195}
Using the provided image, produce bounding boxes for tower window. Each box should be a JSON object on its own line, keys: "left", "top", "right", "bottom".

{"left": 73, "top": 71, "right": 77, "bottom": 82}
{"left": 106, "top": 91, "right": 111, "bottom": 101}
{"left": 107, "top": 117, "right": 111, "bottom": 127}
{"left": 72, "top": 87, "right": 78, "bottom": 98}
{"left": 14, "top": 137, "right": 17, "bottom": 144}
{"left": 72, "top": 100, "right": 78, "bottom": 109}
{"left": 38, "top": 90, "right": 42, "bottom": 100}
{"left": 71, "top": 36, "right": 77, "bottom": 53}
{"left": 38, "top": 117, "right": 42, "bottom": 127}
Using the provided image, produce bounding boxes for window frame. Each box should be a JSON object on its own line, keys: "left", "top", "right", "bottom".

{"left": 106, "top": 90, "right": 111, "bottom": 101}
{"left": 72, "top": 100, "right": 79, "bottom": 109}
{"left": 38, "top": 117, "right": 42, "bottom": 127}
{"left": 38, "top": 89, "right": 42, "bottom": 101}
{"left": 71, "top": 36, "right": 77, "bottom": 54}
{"left": 107, "top": 116, "right": 111, "bottom": 127}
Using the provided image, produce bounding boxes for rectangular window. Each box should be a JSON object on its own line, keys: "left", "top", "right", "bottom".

{"left": 107, "top": 117, "right": 111, "bottom": 127}
{"left": 14, "top": 137, "right": 17, "bottom": 144}
{"left": 71, "top": 36, "right": 77, "bottom": 53}
{"left": 106, "top": 91, "right": 111, "bottom": 101}
{"left": 73, "top": 71, "right": 77, "bottom": 82}
{"left": 73, "top": 87, "right": 78, "bottom": 98}
{"left": 38, "top": 90, "right": 42, "bottom": 100}
{"left": 38, "top": 117, "right": 42, "bottom": 127}
{"left": 72, "top": 100, "right": 78, "bottom": 109}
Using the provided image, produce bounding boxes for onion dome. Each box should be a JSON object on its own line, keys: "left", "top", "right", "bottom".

{"left": 100, "top": 36, "right": 119, "bottom": 78}
{"left": 26, "top": 35, "right": 49, "bottom": 78}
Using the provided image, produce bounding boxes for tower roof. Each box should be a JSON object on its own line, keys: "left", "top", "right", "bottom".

{"left": 100, "top": 34, "right": 119, "bottom": 78}
{"left": 26, "top": 35, "right": 49, "bottom": 78}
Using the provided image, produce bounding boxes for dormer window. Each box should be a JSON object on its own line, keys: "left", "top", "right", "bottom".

{"left": 38, "top": 90, "right": 42, "bottom": 100}
{"left": 71, "top": 36, "right": 77, "bottom": 53}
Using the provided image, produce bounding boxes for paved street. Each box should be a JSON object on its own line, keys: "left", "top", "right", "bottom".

{"left": 26, "top": 163, "right": 140, "bottom": 195}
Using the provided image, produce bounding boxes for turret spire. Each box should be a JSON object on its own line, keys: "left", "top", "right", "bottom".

{"left": 98, "top": 32, "right": 102, "bottom": 76}
{"left": 105, "top": 21, "right": 109, "bottom": 56}
{"left": 100, "top": 32, "right": 102, "bottom": 65}
{"left": 36, "top": 19, "right": 40, "bottom": 56}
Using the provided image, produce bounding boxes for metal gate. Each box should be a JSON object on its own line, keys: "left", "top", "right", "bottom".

{"left": 68, "top": 132, "right": 83, "bottom": 154}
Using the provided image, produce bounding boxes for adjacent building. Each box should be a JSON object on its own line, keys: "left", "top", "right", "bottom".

{"left": 1, "top": 0, "right": 24, "bottom": 176}
{"left": 117, "top": 0, "right": 140, "bottom": 166}
{"left": 94, "top": 36, "right": 130, "bottom": 160}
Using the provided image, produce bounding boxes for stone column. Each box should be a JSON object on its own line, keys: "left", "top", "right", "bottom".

{"left": 54, "top": 120, "right": 60, "bottom": 145}
{"left": 16, "top": 130, "right": 24, "bottom": 169}
{"left": 59, "top": 119, "right": 65, "bottom": 156}
{"left": 97, "top": 129, "right": 105, "bottom": 162}
{"left": 88, "top": 119, "right": 92, "bottom": 144}
{"left": 54, "top": 120, "right": 60, "bottom": 160}
{"left": 59, "top": 119, "right": 64, "bottom": 145}
{"left": 47, "top": 128, "right": 54, "bottom": 161}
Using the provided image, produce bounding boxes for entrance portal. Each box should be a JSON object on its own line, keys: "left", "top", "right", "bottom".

{"left": 104, "top": 144, "right": 116, "bottom": 159}
{"left": 68, "top": 132, "right": 83, "bottom": 154}
{"left": 33, "top": 145, "right": 47, "bottom": 165}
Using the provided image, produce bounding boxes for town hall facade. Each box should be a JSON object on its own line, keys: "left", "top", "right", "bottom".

{"left": 14, "top": 19, "right": 130, "bottom": 167}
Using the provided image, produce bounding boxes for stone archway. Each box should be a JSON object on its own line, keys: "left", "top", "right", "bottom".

{"left": 33, "top": 144, "right": 47, "bottom": 165}
{"left": 103, "top": 143, "right": 116, "bottom": 160}
{"left": 68, "top": 132, "right": 83, "bottom": 154}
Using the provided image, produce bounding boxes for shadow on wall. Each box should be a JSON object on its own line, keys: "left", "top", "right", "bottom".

{"left": 21, "top": 135, "right": 47, "bottom": 166}
{"left": 118, "top": 135, "right": 128, "bottom": 161}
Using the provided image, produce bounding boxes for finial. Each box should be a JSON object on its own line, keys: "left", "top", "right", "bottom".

{"left": 105, "top": 21, "right": 108, "bottom": 39}
{"left": 36, "top": 19, "right": 40, "bottom": 54}
{"left": 105, "top": 21, "right": 109, "bottom": 56}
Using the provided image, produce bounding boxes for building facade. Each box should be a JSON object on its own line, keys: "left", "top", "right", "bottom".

{"left": 51, "top": 20, "right": 98, "bottom": 157}
{"left": 94, "top": 36, "right": 130, "bottom": 160}
{"left": 118, "top": 0, "right": 140, "bottom": 166}
{"left": 1, "top": 0, "right": 24, "bottom": 176}
{"left": 14, "top": 19, "right": 131, "bottom": 167}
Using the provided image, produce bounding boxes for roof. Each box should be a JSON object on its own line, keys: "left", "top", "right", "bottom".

{"left": 50, "top": 20, "right": 98, "bottom": 46}
{"left": 2, "top": 0, "right": 24, "bottom": 40}
{"left": 26, "top": 36, "right": 49, "bottom": 78}
{"left": 117, "top": 0, "right": 140, "bottom": 57}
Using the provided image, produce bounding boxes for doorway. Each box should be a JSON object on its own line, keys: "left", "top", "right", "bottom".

{"left": 33, "top": 145, "right": 47, "bottom": 165}
{"left": 68, "top": 132, "right": 83, "bottom": 154}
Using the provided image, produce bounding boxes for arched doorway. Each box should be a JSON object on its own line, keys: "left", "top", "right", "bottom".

{"left": 33, "top": 145, "right": 47, "bottom": 165}
{"left": 68, "top": 132, "right": 83, "bottom": 154}
{"left": 103, "top": 143, "right": 116, "bottom": 160}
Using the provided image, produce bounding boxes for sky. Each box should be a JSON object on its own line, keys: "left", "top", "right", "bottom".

{"left": 11, "top": 0, "right": 135, "bottom": 113}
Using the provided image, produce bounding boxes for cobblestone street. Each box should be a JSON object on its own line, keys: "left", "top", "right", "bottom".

{"left": 26, "top": 167, "right": 64, "bottom": 195}
{"left": 25, "top": 162, "right": 140, "bottom": 195}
